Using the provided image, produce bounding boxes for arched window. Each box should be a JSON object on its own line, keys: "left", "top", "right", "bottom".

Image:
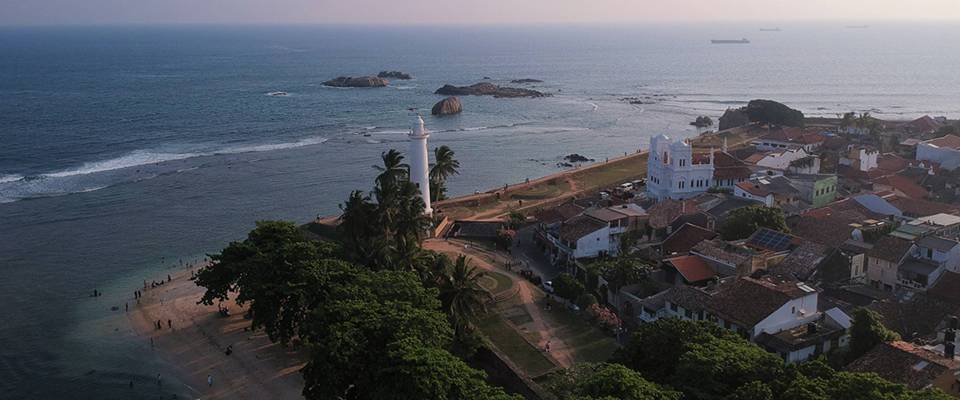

{"left": 663, "top": 151, "right": 669, "bottom": 164}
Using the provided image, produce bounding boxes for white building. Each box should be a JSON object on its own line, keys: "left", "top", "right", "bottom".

{"left": 647, "top": 276, "right": 850, "bottom": 363}
{"left": 744, "top": 148, "right": 817, "bottom": 171}
{"left": 839, "top": 145, "right": 879, "bottom": 172}
{"left": 647, "top": 134, "right": 715, "bottom": 201}
{"left": 408, "top": 115, "right": 432, "bottom": 215}
{"left": 917, "top": 134, "right": 960, "bottom": 170}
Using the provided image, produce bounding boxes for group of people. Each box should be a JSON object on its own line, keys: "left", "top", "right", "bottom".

{"left": 154, "top": 319, "right": 172, "bottom": 330}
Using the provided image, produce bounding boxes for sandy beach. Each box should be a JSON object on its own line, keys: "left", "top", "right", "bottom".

{"left": 128, "top": 270, "right": 306, "bottom": 399}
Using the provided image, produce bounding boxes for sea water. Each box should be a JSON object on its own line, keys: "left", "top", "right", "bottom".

{"left": 1, "top": 23, "right": 959, "bottom": 397}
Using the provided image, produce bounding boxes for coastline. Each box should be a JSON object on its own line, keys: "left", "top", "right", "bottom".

{"left": 127, "top": 269, "right": 305, "bottom": 399}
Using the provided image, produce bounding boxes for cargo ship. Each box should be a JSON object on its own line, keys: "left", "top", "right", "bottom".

{"left": 711, "top": 38, "right": 750, "bottom": 44}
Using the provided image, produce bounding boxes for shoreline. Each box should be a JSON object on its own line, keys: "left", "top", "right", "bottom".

{"left": 127, "top": 269, "right": 305, "bottom": 399}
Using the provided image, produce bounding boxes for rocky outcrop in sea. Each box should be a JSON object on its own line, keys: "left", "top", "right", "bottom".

{"left": 434, "top": 82, "right": 548, "bottom": 98}
{"left": 432, "top": 96, "right": 463, "bottom": 116}
{"left": 323, "top": 76, "right": 389, "bottom": 88}
{"left": 377, "top": 71, "right": 412, "bottom": 80}
{"left": 510, "top": 78, "right": 543, "bottom": 84}
{"left": 719, "top": 108, "right": 750, "bottom": 130}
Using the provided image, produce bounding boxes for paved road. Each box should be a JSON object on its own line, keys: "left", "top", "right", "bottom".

{"left": 513, "top": 226, "right": 562, "bottom": 282}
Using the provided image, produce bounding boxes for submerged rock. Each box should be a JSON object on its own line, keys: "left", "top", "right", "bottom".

{"left": 563, "top": 153, "right": 594, "bottom": 163}
{"left": 323, "top": 76, "right": 389, "bottom": 88}
{"left": 431, "top": 96, "right": 463, "bottom": 116}
{"left": 510, "top": 78, "right": 543, "bottom": 84}
{"left": 434, "top": 82, "right": 548, "bottom": 98}
{"left": 377, "top": 71, "right": 412, "bottom": 80}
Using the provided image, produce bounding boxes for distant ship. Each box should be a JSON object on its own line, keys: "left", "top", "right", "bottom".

{"left": 711, "top": 38, "right": 750, "bottom": 44}
{"left": 759, "top": 28, "right": 781, "bottom": 32}
{"left": 846, "top": 25, "right": 870, "bottom": 29}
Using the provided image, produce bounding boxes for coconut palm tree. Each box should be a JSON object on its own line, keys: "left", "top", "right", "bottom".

{"left": 438, "top": 256, "right": 491, "bottom": 333}
{"left": 429, "top": 146, "right": 460, "bottom": 202}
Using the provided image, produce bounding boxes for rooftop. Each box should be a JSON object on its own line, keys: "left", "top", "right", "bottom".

{"left": 900, "top": 259, "right": 941, "bottom": 277}
{"left": 662, "top": 223, "right": 718, "bottom": 256}
{"left": 711, "top": 275, "right": 816, "bottom": 328}
{"left": 922, "top": 134, "right": 960, "bottom": 150}
{"left": 558, "top": 215, "right": 607, "bottom": 243}
{"left": 846, "top": 341, "right": 959, "bottom": 390}
{"left": 866, "top": 236, "right": 915, "bottom": 264}
{"left": 665, "top": 255, "right": 718, "bottom": 283}
{"left": 916, "top": 236, "right": 960, "bottom": 252}
{"left": 691, "top": 238, "right": 755, "bottom": 267}
{"left": 912, "top": 213, "right": 960, "bottom": 227}
{"left": 928, "top": 271, "right": 960, "bottom": 305}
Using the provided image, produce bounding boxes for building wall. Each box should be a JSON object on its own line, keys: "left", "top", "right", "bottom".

{"left": 867, "top": 256, "right": 900, "bottom": 291}
{"left": 810, "top": 176, "right": 839, "bottom": 208}
{"left": 753, "top": 294, "right": 819, "bottom": 338}
{"left": 573, "top": 227, "right": 610, "bottom": 259}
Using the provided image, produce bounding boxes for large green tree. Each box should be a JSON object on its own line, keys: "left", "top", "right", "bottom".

{"left": 673, "top": 335, "right": 785, "bottom": 399}
{"left": 553, "top": 272, "right": 586, "bottom": 302}
{"left": 194, "top": 220, "right": 339, "bottom": 344}
{"left": 720, "top": 205, "right": 789, "bottom": 240}
{"left": 612, "top": 318, "right": 738, "bottom": 383}
{"left": 548, "top": 363, "right": 680, "bottom": 400}
{"left": 848, "top": 308, "right": 900, "bottom": 362}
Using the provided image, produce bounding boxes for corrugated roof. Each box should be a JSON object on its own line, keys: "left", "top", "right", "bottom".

{"left": 665, "top": 255, "right": 717, "bottom": 283}
{"left": 916, "top": 236, "right": 960, "bottom": 252}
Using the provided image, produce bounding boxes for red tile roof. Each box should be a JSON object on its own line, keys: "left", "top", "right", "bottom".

{"left": 662, "top": 223, "right": 718, "bottom": 255}
{"left": 873, "top": 175, "right": 929, "bottom": 199}
{"left": 908, "top": 115, "right": 944, "bottom": 134}
{"left": 713, "top": 152, "right": 753, "bottom": 180}
{"left": 665, "top": 255, "right": 717, "bottom": 283}
{"left": 847, "top": 341, "right": 959, "bottom": 390}
{"left": 924, "top": 134, "right": 960, "bottom": 150}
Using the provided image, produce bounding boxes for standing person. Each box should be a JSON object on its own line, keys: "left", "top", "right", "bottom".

{"left": 156, "top": 373, "right": 162, "bottom": 387}
{"left": 167, "top": 319, "right": 171, "bottom": 329}
{"left": 207, "top": 374, "right": 213, "bottom": 387}
{"left": 125, "top": 303, "right": 128, "bottom": 312}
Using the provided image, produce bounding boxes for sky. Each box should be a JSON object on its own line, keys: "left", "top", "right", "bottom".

{"left": 1, "top": 0, "right": 959, "bottom": 26}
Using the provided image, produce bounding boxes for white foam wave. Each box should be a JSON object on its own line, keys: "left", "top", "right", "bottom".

{"left": 588, "top": 102, "right": 599, "bottom": 111}
{"left": 42, "top": 137, "right": 328, "bottom": 179}
{"left": 0, "top": 174, "right": 23, "bottom": 184}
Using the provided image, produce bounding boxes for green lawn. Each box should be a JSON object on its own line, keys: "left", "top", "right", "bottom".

{"left": 538, "top": 300, "right": 621, "bottom": 364}
{"left": 478, "top": 270, "right": 514, "bottom": 295}
{"left": 477, "top": 314, "right": 557, "bottom": 378}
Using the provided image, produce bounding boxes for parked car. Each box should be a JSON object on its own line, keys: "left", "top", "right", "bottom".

{"left": 632, "top": 178, "right": 646, "bottom": 187}
{"left": 519, "top": 269, "right": 542, "bottom": 285}
{"left": 599, "top": 191, "right": 610, "bottom": 200}
{"left": 542, "top": 280, "right": 555, "bottom": 293}
{"left": 619, "top": 182, "right": 634, "bottom": 192}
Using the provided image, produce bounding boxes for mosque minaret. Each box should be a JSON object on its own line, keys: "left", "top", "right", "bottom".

{"left": 408, "top": 114, "right": 433, "bottom": 216}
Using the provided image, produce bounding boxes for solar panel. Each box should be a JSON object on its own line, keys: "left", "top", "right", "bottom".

{"left": 748, "top": 228, "right": 792, "bottom": 252}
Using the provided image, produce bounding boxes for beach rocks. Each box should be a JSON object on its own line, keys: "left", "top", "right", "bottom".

{"left": 323, "top": 76, "right": 389, "bottom": 88}
{"left": 510, "top": 78, "right": 543, "bottom": 84}
{"left": 719, "top": 108, "right": 750, "bottom": 130}
{"left": 563, "top": 153, "right": 594, "bottom": 163}
{"left": 431, "top": 96, "right": 463, "bottom": 116}
{"left": 691, "top": 116, "right": 714, "bottom": 128}
{"left": 377, "top": 70, "right": 412, "bottom": 80}
{"left": 435, "top": 82, "right": 548, "bottom": 98}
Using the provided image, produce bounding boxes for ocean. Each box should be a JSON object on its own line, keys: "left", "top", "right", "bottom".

{"left": 1, "top": 23, "right": 959, "bottom": 398}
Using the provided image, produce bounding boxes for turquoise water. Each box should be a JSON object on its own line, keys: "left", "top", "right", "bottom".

{"left": 1, "top": 23, "right": 959, "bottom": 397}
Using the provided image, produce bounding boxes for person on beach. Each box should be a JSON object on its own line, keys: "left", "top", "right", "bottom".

{"left": 207, "top": 374, "right": 213, "bottom": 387}
{"left": 125, "top": 303, "right": 128, "bottom": 312}
{"left": 167, "top": 274, "right": 171, "bottom": 282}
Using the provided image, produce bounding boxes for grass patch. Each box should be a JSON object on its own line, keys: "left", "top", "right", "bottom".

{"left": 482, "top": 271, "right": 514, "bottom": 294}
{"left": 511, "top": 180, "right": 570, "bottom": 200}
{"left": 538, "top": 299, "right": 621, "bottom": 364}
{"left": 477, "top": 315, "right": 557, "bottom": 377}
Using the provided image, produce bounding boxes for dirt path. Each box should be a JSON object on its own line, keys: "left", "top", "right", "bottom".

{"left": 423, "top": 239, "right": 573, "bottom": 368}
{"left": 129, "top": 271, "right": 305, "bottom": 399}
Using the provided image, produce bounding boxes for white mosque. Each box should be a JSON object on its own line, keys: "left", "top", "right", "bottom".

{"left": 646, "top": 134, "right": 715, "bottom": 201}
{"left": 408, "top": 115, "right": 433, "bottom": 216}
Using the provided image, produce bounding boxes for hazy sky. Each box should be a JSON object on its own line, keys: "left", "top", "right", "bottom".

{"left": 2, "top": 0, "right": 959, "bottom": 25}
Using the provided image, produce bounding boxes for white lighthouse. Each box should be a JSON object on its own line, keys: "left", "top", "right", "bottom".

{"left": 408, "top": 114, "right": 433, "bottom": 216}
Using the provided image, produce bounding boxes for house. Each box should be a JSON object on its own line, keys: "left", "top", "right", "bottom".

{"left": 554, "top": 215, "right": 609, "bottom": 261}
{"left": 787, "top": 174, "right": 839, "bottom": 208}
{"left": 655, "top": 275, "right": 849, "bottom": 363}
{"left": 751, "top": 127, "right": 826, "bottom": 152}
{"left": 839, "top": 145, "right": 880, "bottom": 172}
{"left": 914, "top": 236, "right": 960, "bottom": 273}
{"left": 661, "top": 223, "right": 718, "bottom": 256}
{"left": 647, "top": 134, "right": 715, "bottom": 200}
{"left": 905, "top": 115, "right": 945, "bottom": 135}
{"left": 691, "top": 238, "right": 786, "bottom": 278}
{"left": 663, "top": 255, "right": 718, "bottom": 286}
{"left": 584, "top": 203, "right": 648, "bottom": 251}
{"left": 910, "top": 214, "right": 960, "bottom": 239}
{"left": 735, "top": 176, "right": 802, "bottom": 209}
{"left": 744, "top": 148, "right": 817, "bottom": 171}
{"left": 846, "top": 341, "right": 960, "bottom": 396}
{"left": 866, "top": 236, "right": 915, "bottom": 292}
{"left": 712, "top": 151, "right": 753, "bottom": 189}
{"left": 917, "top": 134, "right": 960, "bottom": 171}
{"left": 873, "top": 174, "right": 930, "bottom": 200}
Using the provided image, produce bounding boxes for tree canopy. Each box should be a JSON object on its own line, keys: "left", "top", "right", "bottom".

{"left": 848, "top": 308, "right": 901, "bottom": 362}
{"left": 720, "top": 205, "right": 789, "bottom": 240}
{"left": 546, "top": 363, "right": 680, "bottom": 400}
